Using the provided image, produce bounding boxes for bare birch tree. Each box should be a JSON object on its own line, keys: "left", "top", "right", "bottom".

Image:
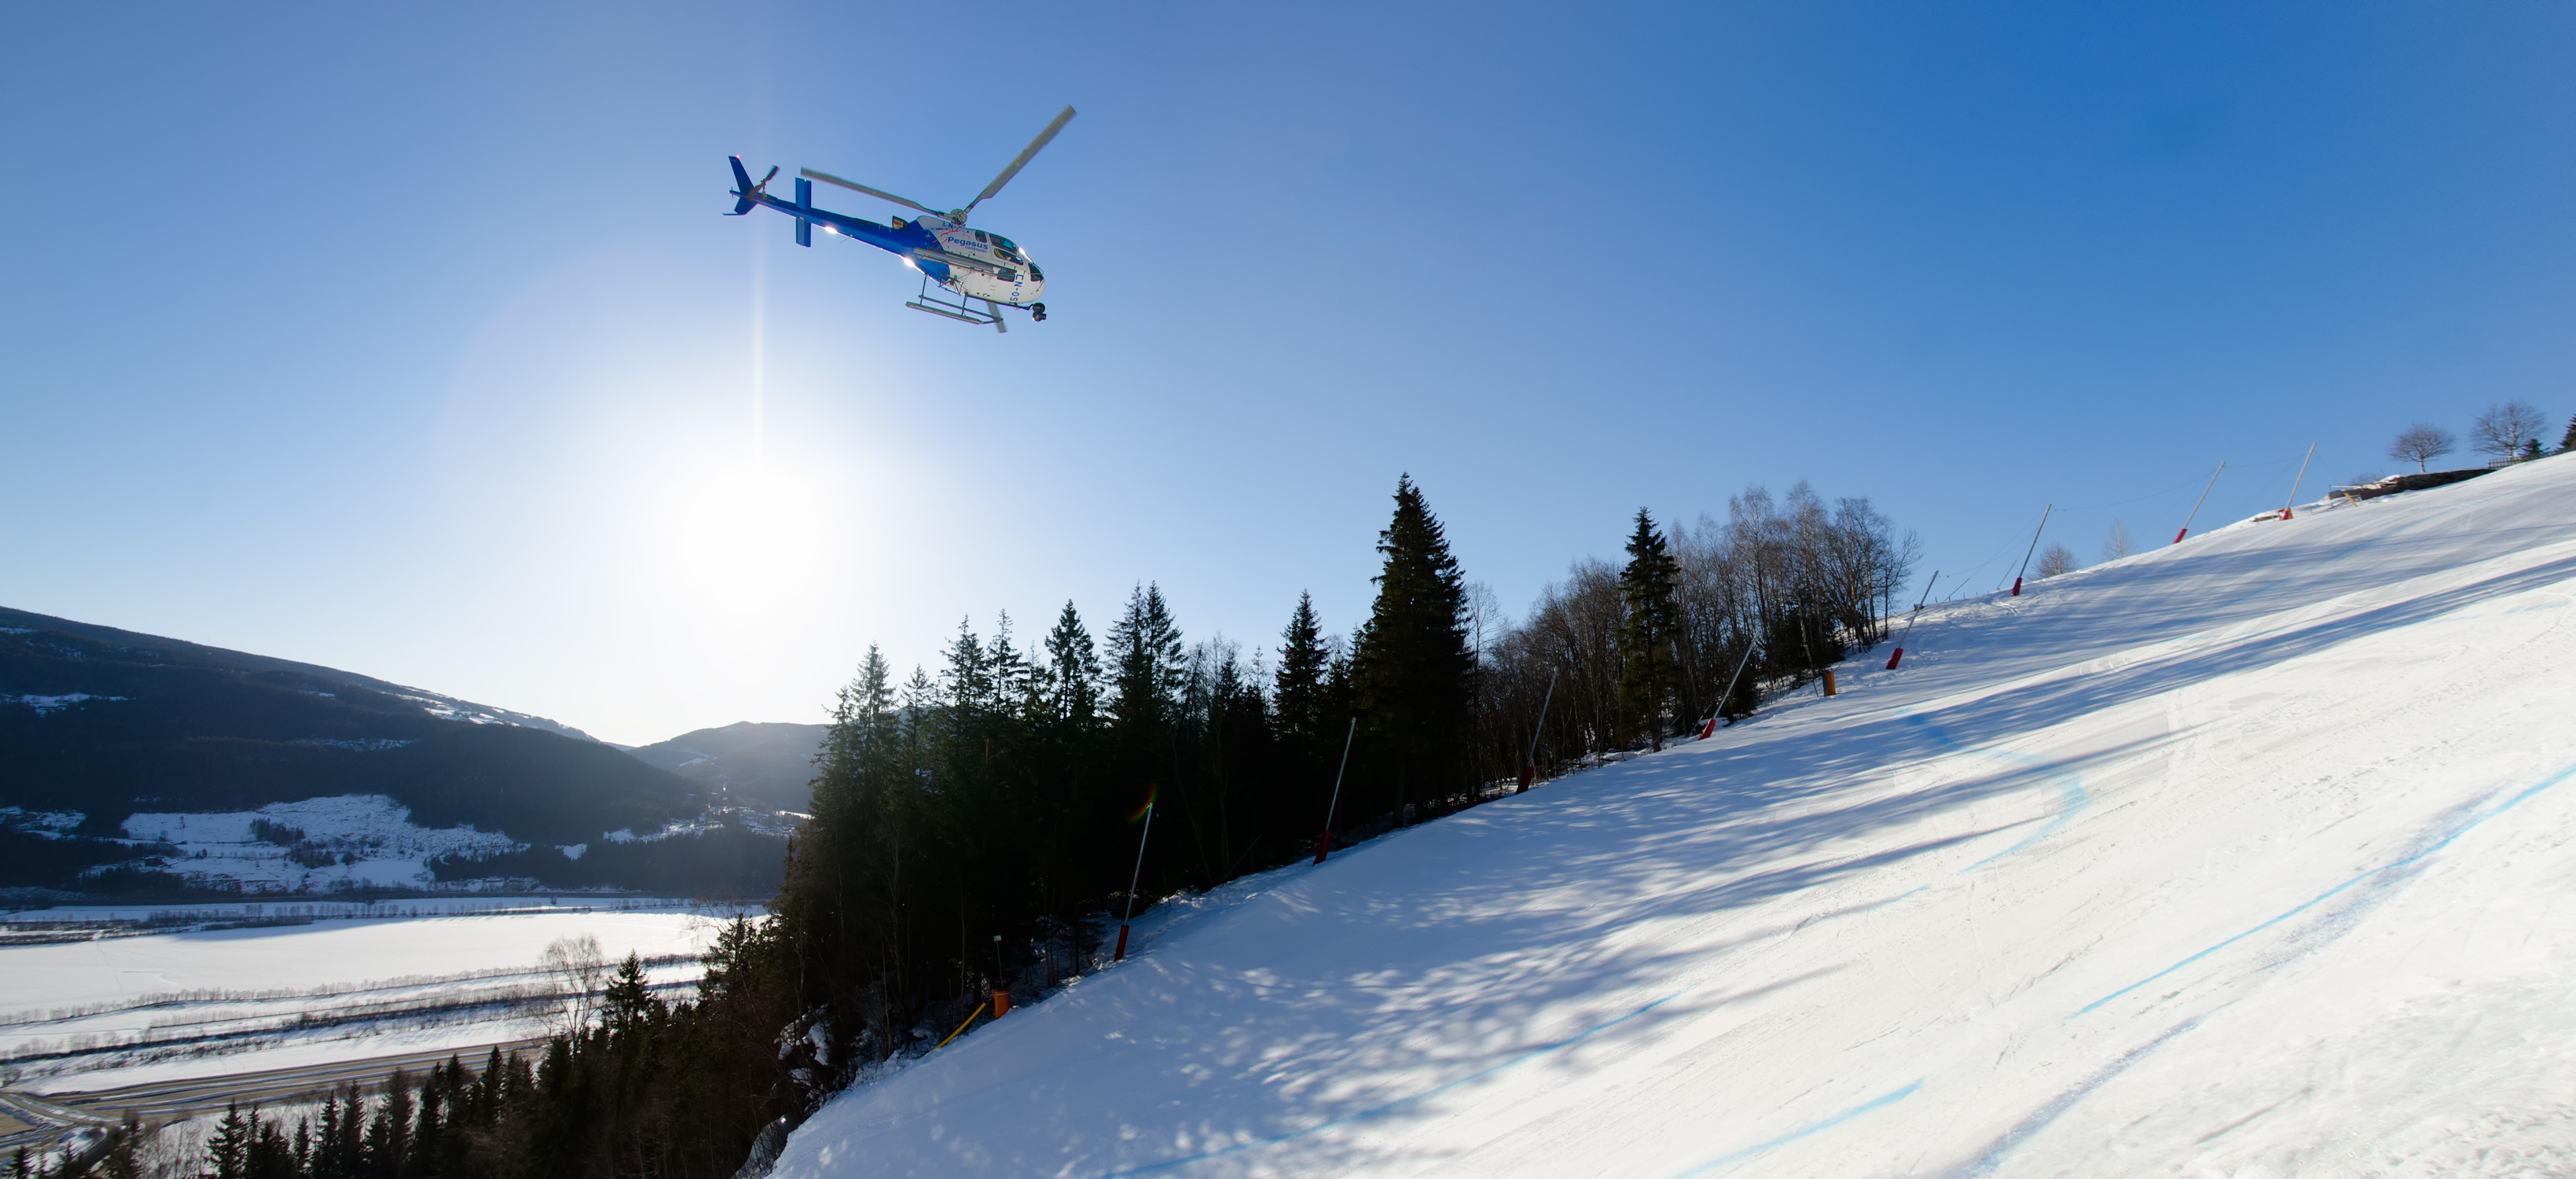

{"left": 2101, "top": 520, "right": 2134, "bottom": 562}
{"left": 538, "top": 933, "right": 609, "bottom": 1036}
{"left": 2471, "top": 401, "right": 2546, "bottom": 462}
{"left": 2387, "top": 424, "right": 2454, "bottom": 473}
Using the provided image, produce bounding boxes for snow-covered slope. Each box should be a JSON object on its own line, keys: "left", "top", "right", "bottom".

{"left": 775, "top": 454, "right": 2576, "bottom": 1179}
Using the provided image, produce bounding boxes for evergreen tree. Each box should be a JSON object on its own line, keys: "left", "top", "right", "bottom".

{"left": 601, "top": 952, "right": 654, "bottom": 1034}
{"left": 245, "top": 1111, "right": 295, "bottom": 1179}
{"left": 1273, "top": 593, "right": 1332, "bottom": 755}
{"left": 369, "top": 1073, "right": 412, "bottom": 1179}
{"left": 1038, "top": 602, "right": 1103, "bottom": 726}
{"left": 104, "top": 1111, "right": 145, "bottom": 1179}
{"left": 1104, "top": 584, "right": 1187, "bottom": 891}
{"left": 1350, "top": 476, "right": 1477, "bottom": 824}
{"left": 1032, "top": 601, "right": 1109, "bottom": 934}
{"left": 204, "top": 1104, "right": 251, "bottom": 1179}
{"left": 1273, "top": 593, "right": 1337, "bottom": 843}
{"left": 333, "top": 1084, "right": 366, "bottom": 1179}
{"left": 778, "top": 648, "right": 901, "bottom": 1045}
{"left": 1616, "top": 508, "right": 1683, "bottom": 750}
{"left": 1105, "top": 584, "right": 1187, "bottom": 734}
{"left": 2560, "top": 414, "right": 2575, "bottom": 454}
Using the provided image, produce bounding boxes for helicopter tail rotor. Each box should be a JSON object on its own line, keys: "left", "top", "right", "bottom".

{"left": 726, "top": 156, "right": 778, "bottom": 215}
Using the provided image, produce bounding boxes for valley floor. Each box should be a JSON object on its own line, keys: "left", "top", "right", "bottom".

{"left": 0, "top": 903, "right": 728, "bottom": 1098}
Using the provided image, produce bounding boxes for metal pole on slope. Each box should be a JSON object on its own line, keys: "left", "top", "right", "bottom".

{"left": 2279, "top": 443, "right": 2317, "bottom": 520}
{"left": 1519, "top": 669, "right": 1557, "bottom": 792}
{"left": 1701, "top": 634, "right": 1761, "bottom": 737}
{"left": 2010, "top": 505, "right": 2053, "bottom": 597}
{"left": 1312, "top": 718, "right": 1359, "bottom": 863}
{"left": 2174, "top": 461, "right": 2225, "bottom": 544}
{"left": 1884, "top": 571, "right": 1939, "bottom": 670}
{"left": 1112, "top": 803, "right": 1154, "bottom": 962}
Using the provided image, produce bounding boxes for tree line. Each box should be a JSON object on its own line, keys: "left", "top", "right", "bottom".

{"left": 110, "top": 473, "right": 1913, "bottom": 1179}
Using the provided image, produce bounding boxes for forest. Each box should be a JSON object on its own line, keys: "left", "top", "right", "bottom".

{"left": 101, "top": 474, "right": 1914, "bottom": 1179}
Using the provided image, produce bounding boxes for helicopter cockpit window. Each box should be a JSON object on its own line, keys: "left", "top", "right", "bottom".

{"left": 973, "top": 230, "right": 989, "bottom": 244}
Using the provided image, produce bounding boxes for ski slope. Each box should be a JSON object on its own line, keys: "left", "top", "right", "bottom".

{"left": 775, "top": 454, "right": 2576, "bottom": 1178}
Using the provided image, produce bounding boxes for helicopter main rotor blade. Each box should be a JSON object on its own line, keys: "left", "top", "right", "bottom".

{"left": 960, "top": 105, "right": 1076, "bottom": 219}
{"left": 798, "top": 168, "right": 945, "bottom": 219}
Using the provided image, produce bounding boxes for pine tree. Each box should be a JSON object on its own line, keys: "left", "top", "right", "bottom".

{"left": 334, "top": 1084, "right": 366, "bottom": 1179}
{"left": 1351, "top": 475, "right": 1477, "bottom": 822}
{"left": 1272, "top": 592, "right": 1336, "bottom": 839}
{"left": 104, "top": 1111, "right": 145, "bottom": 1179}
{"left": 1106, "top": 584, "right": 1187, "bottom": 734}
{"left": 245, "top": 1110, "right": 297, "bottom": 1179}
{"left": 602, "top": 952, "right": 654, "bottom": 1034}
{"left": 1616, "top": 508, "right": 1683, "bottom": 751}
{"left": 402, "top": 1082, "right": 439, "bottom": 1179}
{"left": 2560, "top": 414, "right": 2575, "bottom": 454}
{"left": 369, "top": 1073, "right": 412, "bottom": 1179}
{"left": 1038, "top": 602, "right": 1103, "bottom": 726}
{"left": 204, "top": 1104, "right": 251, "bottom": 1179}
{"left": 1274, "top": 592, "right": 1331, "bottom": 751}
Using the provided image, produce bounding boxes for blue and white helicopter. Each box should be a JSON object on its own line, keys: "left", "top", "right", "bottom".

{"left": 728, "top": 106, "right": 1074, "bottom": 332}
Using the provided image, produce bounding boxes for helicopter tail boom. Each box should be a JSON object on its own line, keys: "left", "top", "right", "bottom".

{"left": 727, "top": 156, "right": 761, "bottom": 215}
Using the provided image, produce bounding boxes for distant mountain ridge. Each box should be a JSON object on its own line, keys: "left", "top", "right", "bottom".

{"left": 0, "top": 607, "right": 784, "bottom": 899}
{"left": 2, "top": 608, "right": 605, "bottom": 741}
{"left": 626, "top": 722, "right": 831, "bottom": 814}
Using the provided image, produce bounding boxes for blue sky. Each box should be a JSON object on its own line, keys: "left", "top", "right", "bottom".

{"left": 6, "top": 2, "right": 2571, "bottom": 745}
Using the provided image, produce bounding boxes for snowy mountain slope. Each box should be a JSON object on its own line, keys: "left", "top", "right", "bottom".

{"left": 0, "top": 609, "right": 748, "bottom": 894}
{"left": 626, "top": 722, "right": 830, "bottom": 813}
{"left": 772, "top": 453, "right": 2576, "bottom": 1178}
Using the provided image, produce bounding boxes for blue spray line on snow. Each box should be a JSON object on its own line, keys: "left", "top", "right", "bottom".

{"left": 1088, "top": 994, "right": 1679, "bottom": 1177}
{"left": 2074, "top": 759, "right": 2576, "bottom": 1018}
{"left": 1661, "top": 1080, "right": 1923, "bottom": 1177}
{"left": 1903, "top": 714, "right": 2090, "bottom": 871}
{"left": 1936, "top": 1015, "right": 2207, "bottom": 1178}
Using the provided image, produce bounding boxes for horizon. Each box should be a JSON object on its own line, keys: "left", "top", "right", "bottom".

{"left": 7, "top": 2, "right": 2574, "bottom": 745}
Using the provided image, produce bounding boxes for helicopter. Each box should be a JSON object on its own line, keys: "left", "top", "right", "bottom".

{"left": 727, "top": 106, "right": 1075, "bottom": 332}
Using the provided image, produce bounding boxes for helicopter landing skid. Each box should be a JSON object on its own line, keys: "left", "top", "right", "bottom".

{"left": 906, "top": 280, "right": 1010, "bottom": 332}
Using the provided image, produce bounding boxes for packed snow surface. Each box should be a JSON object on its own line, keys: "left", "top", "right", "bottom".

{"left": 773, "top": 454, "right": 2576, "bottom": 1177}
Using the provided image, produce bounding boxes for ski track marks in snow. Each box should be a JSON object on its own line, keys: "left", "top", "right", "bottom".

{"left": 2076, "top": 758, "right": 2576, "bottom": 1019}
{"left": 769, "top": 454, "right": 2576, "bottom": 1179}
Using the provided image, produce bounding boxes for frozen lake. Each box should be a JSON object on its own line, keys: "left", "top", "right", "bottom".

{"left": 0, "top": 902, "right": 742, "bottom": 1094}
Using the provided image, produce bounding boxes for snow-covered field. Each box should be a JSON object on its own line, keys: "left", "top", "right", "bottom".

{"left": 772, "top": 453, "right": 2576, "bottom": 1178}
{"left": 118, "top": 794, "right": 527, "bottom": 892}
{"left": 0, "top": 906, "right": 732, "bottom": 1094}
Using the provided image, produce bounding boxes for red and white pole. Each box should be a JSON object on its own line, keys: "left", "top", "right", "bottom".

{"left": 1114, "top": 803, "right": 1154, "bottom": 961}
{"left": 2279, "top": 443, "right": 2315, "bottom": 520}
{"left": 2010, "top": 505, "right": 2053, "bottom": 597}
{"left": 2174, "top": 461, "right": 2225, "bottom": 544}
{"left": 1885, "top": 571, "right": 1938, "bottom": 670}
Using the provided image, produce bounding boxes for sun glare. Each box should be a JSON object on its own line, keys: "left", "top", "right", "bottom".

{"left": 655, "top": 460, "right": 835, "bottom": 616}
